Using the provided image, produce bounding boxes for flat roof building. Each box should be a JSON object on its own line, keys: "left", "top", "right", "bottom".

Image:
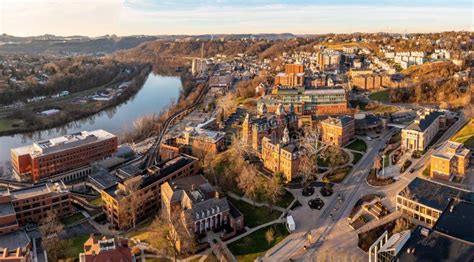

{"left": 101, "top": 154, "right": 199, "bottom": 230}
{"left": 396, "top": 177, "right": 472, "bottom": 227}
{"left": 430, "top": 141, "right": 470, "bottom": 181}
{"left": 11, "top": 129, "right": 118, "bottom": 182}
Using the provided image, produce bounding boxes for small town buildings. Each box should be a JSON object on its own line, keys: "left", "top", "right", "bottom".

{"left": 430, "top": 141, "right": 470, "bottom": 180}
{"left": 242, "top": 104, "right": 298, "bottom": 151}
{"left": 79, "top": 235, "right": 135, "bottom": 262}
{"left": 261, "top": 128, "right": 300, "bottom": 182}
{"left": 11, "top": 129, "right": 117, "bottom": 182}
{"left": 101, "top": 154, "right": 199, "bottom": 230}
{"left": 321, "top": 116, "right": 355, "bottom": 146}
{"left": 401, "top": 110, "right": 446, "bottom": 152}
{"left": 161, "top": 175, "right": 243, "bottom": 249}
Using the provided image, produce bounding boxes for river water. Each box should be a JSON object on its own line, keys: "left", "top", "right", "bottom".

{"left": 0, "top": 73, "right": 181, "bottom": 163}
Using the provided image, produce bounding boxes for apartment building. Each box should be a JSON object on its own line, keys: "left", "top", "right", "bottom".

{"left": 401, "top": 110, "right": 445, "bottom": 152}
{"left": 259, "top": 86, "right": 348, "bottom": 116}
{"left": 317, "top": 50, "right": 341, "bottom": 71}
{"left": 396, "top": 177, "right": 469, "bottom": 227}
{"left": 275, "top": 64, "right": 305, "bottom": 87}
{"left": 321, "top": 116, "right": 355, "bottom": 146}
{"left": 11, "top": 129, "right": 117, "bottom": 182}
{"left": 0, "top": 183, "right": 72, "bottom": 229}
{"left": 101, "top": 154, "right": 199, "bottom": 230}
{"left": 430, "top": 141, "right": 470, "bottom": 180}
{"left": 161, "top": 175, "right": 244, "bottom": 243}
{"left": 261, "top": 129, "right": 300, "bottom": 182}
{"left": 242, "top": 104, "right": 298, "bottom": 151}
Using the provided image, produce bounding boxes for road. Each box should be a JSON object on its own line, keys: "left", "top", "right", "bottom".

{"left": 265, "top": 113, "right": 467, "bottom": 261}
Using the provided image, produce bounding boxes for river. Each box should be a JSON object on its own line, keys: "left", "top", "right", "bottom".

{"left": 0, "top": 73, "right": 182, "bottom": 164}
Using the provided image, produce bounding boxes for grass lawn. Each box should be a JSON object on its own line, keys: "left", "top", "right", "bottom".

{"left": 88, "top": 197, "right": 103, "bottom": 207}
{"left": 228, "top": 198, "right": 281, "bottom": 228}
{"left": 275, "top": 190, "right": 295, "bottom": 208}
{"left": 352, "top": 152, "right": 363, "bottom": 164}
{"left": 451, "top": 120, "right": 474, "bottom": 147}
{"left": 125, "top": 219, "right": 154, "bottom": 242}
{"left": 60, "top": 212, "right": 85, "bottom": 225}
{"left": 323, "top": 167, "right": 352, "bottom": 183}
{"left": 0, "top": 118, "right": 24, "bottom": 132}
{"left": 228, "top": 223, "right": 289, "bottom": 262}
{"left": 368, "top": 90, "right": 389, "bottom": 102}
{"left": 346, "top": 139, "right": 367, "bottom": 152}
{"left": 65, "top": 234, "right": 90, "bottom": 259}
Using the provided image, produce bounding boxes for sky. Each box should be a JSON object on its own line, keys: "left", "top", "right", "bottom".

{"left": 0, "top": 0, "right": 472, "bottom": 36}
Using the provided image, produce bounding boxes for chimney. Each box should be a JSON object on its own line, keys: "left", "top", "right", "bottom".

{"left": 215, "top": 191, "right": 219, "bottom": 199}
{"left": 191, "top": 184, "right": 195, "bottom": 191}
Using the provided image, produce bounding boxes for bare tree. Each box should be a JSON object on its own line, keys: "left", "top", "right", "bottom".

{"left": 264, "top": 175, "right": 284, "bottom": 209}
{"left": 39, "top": 211, "right": 70, "bottom": 261}
{"left": 298, "top": 125, "right": 320, "bottom": 186}
{"left": 216, "top": 92, "right": 237, "bottom": 119}
{"left": 237, "top": 164, "right": 260, "bottom": 204}
{"left": 265, "top": 228, "right": 275, "bottom": 244}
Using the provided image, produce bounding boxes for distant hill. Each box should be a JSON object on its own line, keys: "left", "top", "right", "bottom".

{"left": 0, "top": 33, "right": 297, "bottom": 55}
{"left": 0, "top": 34, "right": 160, "bottom": 55}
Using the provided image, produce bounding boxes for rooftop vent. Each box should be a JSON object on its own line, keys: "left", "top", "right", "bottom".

{"left": 420, "top": 228, "right": 429, "bottom": 237}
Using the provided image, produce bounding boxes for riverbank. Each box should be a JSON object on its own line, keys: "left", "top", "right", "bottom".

{"left": 0, "top": 64, "right": 152, "bottom": 136}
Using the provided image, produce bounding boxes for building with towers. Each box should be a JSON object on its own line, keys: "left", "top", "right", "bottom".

{"left": 242, "top": 103, "right": 298, "bottom": 152}
{"left": 261, "top": 127, "right": 301, "bottom": 182}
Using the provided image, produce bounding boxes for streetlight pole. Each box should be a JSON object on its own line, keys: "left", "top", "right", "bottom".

{"left": 382, "top": 155, "right": 386, "bottom": 177}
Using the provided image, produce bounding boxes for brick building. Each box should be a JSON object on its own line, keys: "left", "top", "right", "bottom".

{"left": 430, "top": 141, "right": 470, "bottom": 180}
{"left": 101, "top": 154, "right": 199, "bottom": 230}
{"left": 176, "top": 127, "right": 226, "bottom": 156}
{"left": 0, "top": 183, "right": 72, "bottom": 230}
{"left": 275, "top": 64, "right": 305, "bottom": 87}
{"left": 259, "top": 86, "right": 348, "bottom": 116}
{"left": 321, "top": 116, "right": 355, "bottom": 146}
{"left": 242, "top": 104, "right": 298, "bottom": 151}
{"left": 261, "top": 128, "right": 300, "bottom": 182}
{"left": 161, "top": 175, "right": 243, "bottom": 250}
{"left": 11, "top": 130, "right": 117, "bottom": 182}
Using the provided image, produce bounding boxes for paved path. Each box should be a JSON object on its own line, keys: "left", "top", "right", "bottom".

{"left": 355, "top": 211, "right": 402, "bottom": 234}
{"left": 225, "top": 219, "right": 283, "bottom": 245}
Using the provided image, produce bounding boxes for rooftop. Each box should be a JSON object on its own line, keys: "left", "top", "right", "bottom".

{"left": 398, "top": 177, "right": 470, "bottom": 211}
{"left": 322, "top": 115, "right": 354, "bottom": 127}
{"left": 432, "top": 141, "right": 470, "bottom": 161}
{"left": 11, "top": 129, "right": 116, "bottom": 157}
{"left": 396, "top": 226, "right": 474, "bottom": 262}
{"left": 0, "top": 230, "right": 30, "bottom": 252}
{"left": 405, "top": 110, "right": 443, "bottom": 132}
{"left": 433, "top": 199, "right": 474, "bottom": 243}
{"left": 10, "top": 182, "right": 67, "bottom": 200}
{"left": 0, "top": 202, "right": 15, "bottom": 217}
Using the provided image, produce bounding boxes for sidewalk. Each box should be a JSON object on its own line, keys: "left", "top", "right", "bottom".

{"left": 227, "top": 192, "right": 286, "bottom": 213}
